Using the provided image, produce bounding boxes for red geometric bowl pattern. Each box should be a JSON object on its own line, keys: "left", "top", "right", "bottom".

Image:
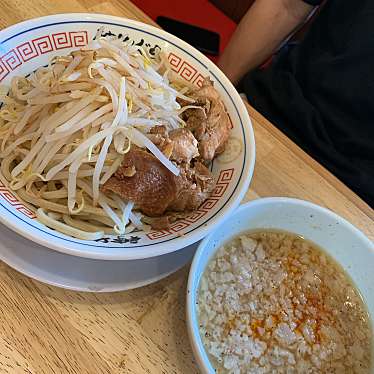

{"left": 167, "top": 52, "right": 204, "bottom": 87}
{"left": 0, "top": 31, "right": 88, "bottom": 82}
{"left": 0, "top": 180, "right": 36, "bottom": 219}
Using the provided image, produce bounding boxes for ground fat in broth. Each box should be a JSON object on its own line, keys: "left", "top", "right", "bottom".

{"left": 198, "top": 229, "right": 372, "bottom": 373}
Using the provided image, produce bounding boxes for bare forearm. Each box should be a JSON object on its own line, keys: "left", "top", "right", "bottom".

{"left": 218, "top": 0, "right": 314, "bottom": 84}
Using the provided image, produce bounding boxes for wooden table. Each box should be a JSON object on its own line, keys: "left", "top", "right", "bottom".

{"left": 0, "top": 1, "right": 372, "bottom": 373}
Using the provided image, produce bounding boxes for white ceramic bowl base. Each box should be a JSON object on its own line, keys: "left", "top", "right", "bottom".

{"left": 0, "top": 222, "right": 197, "bottom": 292}
{"left": 187, "top": 198, "right": 374, "bottom": 373}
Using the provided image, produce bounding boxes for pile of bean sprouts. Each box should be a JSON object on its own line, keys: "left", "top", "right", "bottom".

{"left": 0, "top": 35, "right": 197, "bottom": 240}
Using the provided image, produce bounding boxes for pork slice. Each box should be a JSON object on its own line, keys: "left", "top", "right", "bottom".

{"left": 148, "top": 126, "right": 199, "bottom": 164}
{"left": 183, "top": 78, "right": 232, "bottom": 161}
{"left": 102, "top": 148, "right": 181, "bottom": 217}
{"left": 169, "top": 128, "right": 199, "bottom": 163}
{"left": 149, "top": 125, "right": 168, "bottom": 137}
{"left": 147, "top": 125, "right": 170, "bottom": 148}
{"left": 168, "top": 162, "right": 214, "bottom": 212}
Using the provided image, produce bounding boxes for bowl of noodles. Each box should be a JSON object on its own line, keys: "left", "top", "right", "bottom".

{"left": 0, "top": 13, "right": 255, "bottom": 260}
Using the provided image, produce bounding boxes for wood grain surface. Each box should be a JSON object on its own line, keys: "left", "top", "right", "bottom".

{"left": 0, "top": 1, "right": 372, "bottom": 373}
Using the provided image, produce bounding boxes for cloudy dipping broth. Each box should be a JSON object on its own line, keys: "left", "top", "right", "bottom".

{"left": 197, "top": 230, "right": 372, "bottom": 373}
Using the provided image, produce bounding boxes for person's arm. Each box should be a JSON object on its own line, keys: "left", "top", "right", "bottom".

{"left": 218, "top": 0, "right": 315, "bottom": 85}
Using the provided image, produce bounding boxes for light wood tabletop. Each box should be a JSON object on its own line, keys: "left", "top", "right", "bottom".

{"left": 0, "top": 1, "right": 373, "bottom": 373}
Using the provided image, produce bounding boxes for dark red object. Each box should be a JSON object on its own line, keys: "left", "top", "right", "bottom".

{"left": 130, "top": 0, "right": 237, "bottom": 62}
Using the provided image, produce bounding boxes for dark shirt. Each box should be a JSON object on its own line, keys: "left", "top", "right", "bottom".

{"left": 239, "top": 0, "right": 374, "bottom": 206}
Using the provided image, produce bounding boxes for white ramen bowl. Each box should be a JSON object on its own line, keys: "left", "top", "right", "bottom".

{"left": 0, "top": 13, "right": 255, "bottom": 260}
{"left": 186, "top": 197, "right": 374, "bottom": 373}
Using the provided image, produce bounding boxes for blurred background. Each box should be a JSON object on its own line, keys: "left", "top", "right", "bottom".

{"left": 130, "top": 0, "right": 255, "bottom": 62}
{"left": 131, "top": 0, "right": 319, "bottom": 66}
